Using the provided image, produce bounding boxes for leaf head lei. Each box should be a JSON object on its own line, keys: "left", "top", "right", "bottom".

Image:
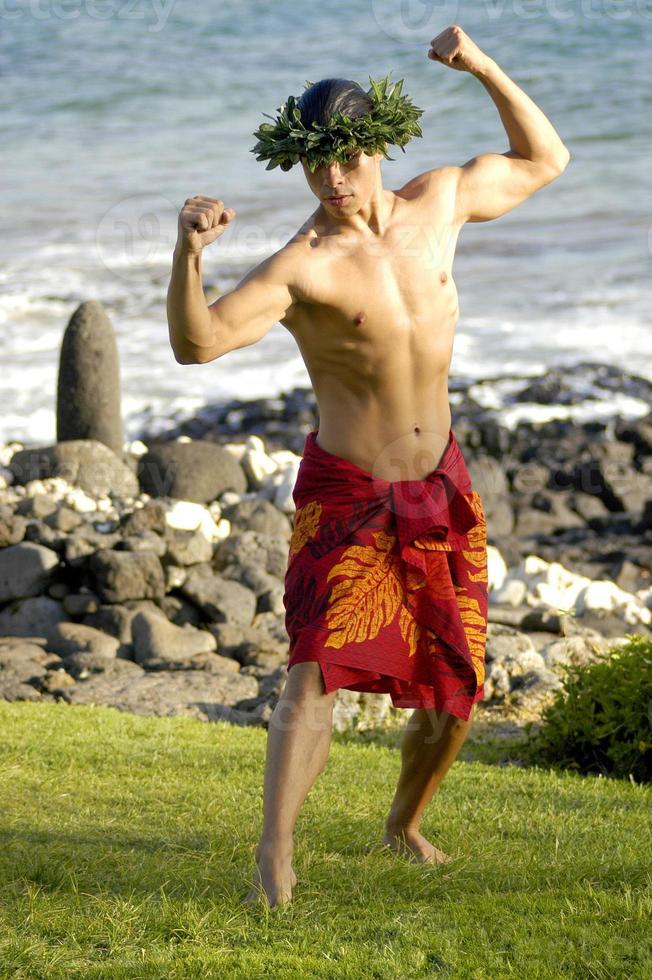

{"left": 251, "top": 73, "right": 425, "bottom": 173}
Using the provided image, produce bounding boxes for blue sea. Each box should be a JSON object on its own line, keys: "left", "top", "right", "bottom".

{"left": 2, "top": 1, "right": 651, "bottom": 447}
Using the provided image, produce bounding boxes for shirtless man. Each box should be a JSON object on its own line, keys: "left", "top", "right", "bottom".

{"left": 167, "top": 26, "right": 570, "bottom": 907}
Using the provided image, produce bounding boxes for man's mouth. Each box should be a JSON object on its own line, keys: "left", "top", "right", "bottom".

{"left": 325, "top": 195, "right": 351, "bottom": 204}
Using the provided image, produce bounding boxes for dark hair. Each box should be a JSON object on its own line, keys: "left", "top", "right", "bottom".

{"left": 296, "top": 78, "right": 373, "bottom": 128}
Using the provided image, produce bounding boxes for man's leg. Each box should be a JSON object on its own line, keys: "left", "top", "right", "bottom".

{"left": 243, "top": 661, "right": 338, "bottom": 906}
{"left": 381, "top": 706, "right": 474, "bottom": 863}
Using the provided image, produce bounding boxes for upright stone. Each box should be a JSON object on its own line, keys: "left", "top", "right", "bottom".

{"left": 57, "top": 300, "right": 123, "bottom": 454}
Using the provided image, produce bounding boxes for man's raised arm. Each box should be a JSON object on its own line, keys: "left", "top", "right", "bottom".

{"left": 427, "top": 25, "right": 570, "bottom": 223}
{"left": 167, "top": 195, "right": 296, "bottom": 364}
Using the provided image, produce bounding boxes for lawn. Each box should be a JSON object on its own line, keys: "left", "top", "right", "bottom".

{"left": 0, "top": 701, "right": 650, "bottom": 979}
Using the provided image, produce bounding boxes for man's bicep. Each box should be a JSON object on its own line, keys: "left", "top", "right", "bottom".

{"left": 452, "top": 151, "right": 562, "bottom": 224}
{"left": 204, "top": 254, "right": 295, "bottom": 362}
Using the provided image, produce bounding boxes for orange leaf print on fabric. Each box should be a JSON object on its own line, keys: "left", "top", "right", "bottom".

{"left": 288, "top": 500, "right": 322, "bottom": 558}
{"left": 323, "top": 530, "right": 404, "bottom": 649}
{"left": 463, "top": 492, "right": 488, "bottom": 584}
{"left": 398, "top": 604, "right": 422, "bottom": 658}
{"left": 414, "top": 534, "right": 452, "bottom": 553}
{"left": 455, "top": 590, "right": 487, "bottom": 684}
{"left": 424, "top": 552, "right": 458, "bottom": 601}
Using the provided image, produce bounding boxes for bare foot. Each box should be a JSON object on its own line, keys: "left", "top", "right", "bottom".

{"left": 381, "top": 827, "right": 453, "bottom": 865}
{"left": 242, "top": 841, "right": 298, "bottom": 908}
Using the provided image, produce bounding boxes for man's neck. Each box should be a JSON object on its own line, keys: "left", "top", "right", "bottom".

{"left": 315, "top": 186, "right": 397, "bottom": 238}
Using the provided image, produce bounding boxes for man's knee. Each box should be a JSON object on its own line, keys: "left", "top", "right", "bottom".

{"left": 285, "top": 661, "right": 335, "bottom": 703}
{"left": 274, "top": 662, "right": 337, "bottom": 731}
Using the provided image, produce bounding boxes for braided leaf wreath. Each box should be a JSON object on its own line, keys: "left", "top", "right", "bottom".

{"left": 251, "top": 73, "right": 425, "bottom": 173}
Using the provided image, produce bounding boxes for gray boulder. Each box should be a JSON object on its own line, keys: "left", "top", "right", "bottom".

{"left": 88, "top": 549, "right": 166, "bottom": 602}
{"left": 9, "top": 440, "right": 138, "bottom": 498}
{"left": 0, "top": 542, "right": 59, "bottom": 601}
{"left": 131, "top": 608, "right": 216, "bottom": 666}
{"left": 137, "top": 439, "right": 247, "bottom": 502}
{"left": 0, "top": 596, "right": 66, "bottom": 641}
{"left": 47, "top": 622, "right": 120, "bottom": 659}
{"left": 180, "top": 564, "right": 257, "bottom": 627}
{"left": 56, "top": 300, "right": 123, "bottom": 454}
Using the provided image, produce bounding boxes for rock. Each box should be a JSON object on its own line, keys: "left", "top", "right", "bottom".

{"left": 575, "top": 579, "right": 651, "bottom": 626}
{"left": 120, "top": 499, "right": 168, "bottom": 536}
{"left": 539, "top": 633, "right": 628, "bottom": 669}
{"left": 61, "top": 651, "right": 144, "bottom": 679}
{"left": 47, "top": 622, "right": 121, "bottom": 658}
{"left": 208, "top": 622, "right": 285, "bottom": 661}
{"left": 155, "top": 593, "right": 204, "bottom": 627}
{"left": 62, "top": 593, "right": 101, "bottom": 617}
{"left": 59, "top": 668, "right": 259, "bottom": 720}
{"left": 491, "top": 576, "right": 527, "bottom": 606}
{"left": 44, "top": 505, "right": 84, "bottom": 533}
{"left": 41, "top": 668, "right": 77, "bottom": 692}
{"left": 163, "top": 499, "right": 223, "bottom": 540}
{"left": 163, "top": 527, "right": 213, "bottom": 566}
{"left": 0, "top": 674, "right": 44, "bottom": 701}
{"left": 252, "top": 611, "right": 290, "bottom": 645}
{"left": 15, "top": 492, "right": 59, "bottom": 519}
{"left": 485, "top": 623, "right": 540, "bottom": 664}
{"left": 220, "top": 497, "right": 291, "bottom": 540}
{"left": 120, "top": 531, "right": 167, "bottom": 556}
{"left": 82, "top": 602, "right": 157, "bottom": 644}
{"left": 0, "top": 647, "right": 49, "bottom": 683}
{"left": 0, "top": 510, "right": 28, "bottom": 547}
{"left": 9, "top": 440, "right": 138, "bottom": 498}
{"left": 214, "top": 529, "right": 290, "bottom": 581}
{"left": 466, "top": 454, "right": 514, "bottom": 536}
{"left": 130, "top": 609, "right": 216, "bottom": 666}
{"left": 56, "top": 300, "right": 124, "bottom": 453}
{"left": 138, "top": 439, "right": 247, "bottom": 502}
{"left": 273, "top": 459, "right": 301, "bottom": 514}
{"left": 0, "top": 542, "right": 60, "bottom": 601}
{"left": 240, "top": 435, "right": 280, "bottom": 490}
{"left": 0, "top": 596, "right": 66, "bottom": 641}
{"left": 87, "top": 549, "right": 166, "bottom": 602}
{"left": 180, "top": 565, "right": 257, "bottom": 627}
{"left": 487, "top": 546, "right": 509, "bottom": 591}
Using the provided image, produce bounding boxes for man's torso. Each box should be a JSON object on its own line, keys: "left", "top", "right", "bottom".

{"left": 280, "top": 171, "right": 464, "bottom": 481}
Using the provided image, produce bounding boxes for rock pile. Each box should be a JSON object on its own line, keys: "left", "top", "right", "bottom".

{"left": 1, "top": 414, "right": 651, "bottom": 732}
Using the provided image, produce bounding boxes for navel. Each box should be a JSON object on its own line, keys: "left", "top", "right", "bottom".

{"left": 353, "top": 310, "right": 367, "bottom": 325}
{"left": 440, "top": 270, "right": 448, "bottom": 284}
{"left": 414, "top": 425, "right": 421, "bottom": 434}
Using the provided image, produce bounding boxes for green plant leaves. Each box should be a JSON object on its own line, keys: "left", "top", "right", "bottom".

{"left": 250, "top": 72, "right": 425, "bottom": 173}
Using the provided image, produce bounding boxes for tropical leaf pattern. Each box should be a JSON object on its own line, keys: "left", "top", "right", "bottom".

{"left": 288, "top": 499, "right": 322, "bottom": 558}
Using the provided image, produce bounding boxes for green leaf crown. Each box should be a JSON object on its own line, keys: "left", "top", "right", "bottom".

{"left": 250, "top": 73, "right": 425, "bottom": 173}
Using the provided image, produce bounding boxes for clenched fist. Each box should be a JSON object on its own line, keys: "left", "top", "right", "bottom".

{"left": 427, "top": 25, "right": 490, "bottom": 76}
{"left": 176, "top": 195, "right": 237, "bottom": 254}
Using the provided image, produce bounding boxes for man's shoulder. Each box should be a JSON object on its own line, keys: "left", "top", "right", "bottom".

{"left": 254, "top": 219, "right": 319, "bottom": 307}
{"left": 394, "top": 164, "right": 460, "bottom": 209}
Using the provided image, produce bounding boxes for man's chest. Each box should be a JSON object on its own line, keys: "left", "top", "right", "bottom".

{"left": 284, "top": 221, "right": 461, "bottom": 343}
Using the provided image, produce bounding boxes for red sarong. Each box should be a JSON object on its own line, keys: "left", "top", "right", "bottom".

{"left": 283, "top": 427, "right": 489, "bottom": 721}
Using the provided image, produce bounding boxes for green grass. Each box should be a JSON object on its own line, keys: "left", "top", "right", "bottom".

{"left": 0, "top": 701, "right": 650, "bottom": 979}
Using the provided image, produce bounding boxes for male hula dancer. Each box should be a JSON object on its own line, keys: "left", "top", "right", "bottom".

{"left": 167, "top": 25, "right": 570, "bottom": 907}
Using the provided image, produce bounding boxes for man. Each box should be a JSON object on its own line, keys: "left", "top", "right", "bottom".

{"left": 166, "top": 25, "right": 570, "bottom": 908}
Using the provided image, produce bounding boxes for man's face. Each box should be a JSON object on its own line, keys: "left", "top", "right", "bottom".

{"left": 300, "top": 147, "right": 384, "bottom": 214}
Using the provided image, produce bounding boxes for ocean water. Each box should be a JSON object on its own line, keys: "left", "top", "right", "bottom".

{"left": 1, "top": 1, "right": 651, "bottom": 448}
